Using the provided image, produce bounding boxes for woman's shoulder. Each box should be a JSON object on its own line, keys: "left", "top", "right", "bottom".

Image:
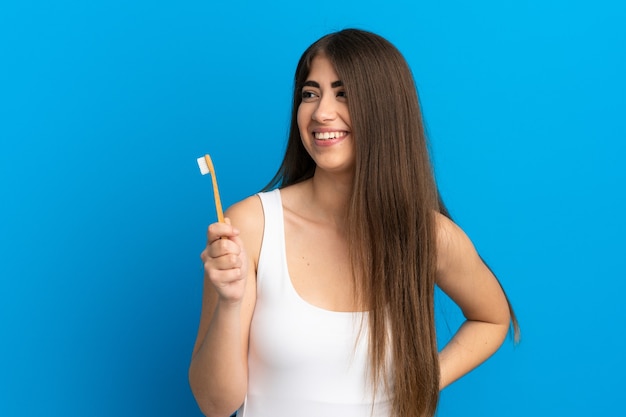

{"left": 226, "top": 184, "right": 303, "bottom": 225}
{"left": 225, "top": 195, "right": 265, "bottom": 264}
{"left": 433, "top": 211, "right": 461, "bottom": 244}
{"left": 433, "top": 211, "right": 479, "bottom": 273}
{"left": 225, "top": 194, "right": 264, "bottom": 230}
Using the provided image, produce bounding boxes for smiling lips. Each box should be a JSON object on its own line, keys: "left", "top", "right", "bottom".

{"left": 313, "top": 131, "right": 348, "bottom": 140}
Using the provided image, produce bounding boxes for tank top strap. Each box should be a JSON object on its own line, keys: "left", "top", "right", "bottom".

{"left": 256, "top": 189, "right": 288, "bottom": 292}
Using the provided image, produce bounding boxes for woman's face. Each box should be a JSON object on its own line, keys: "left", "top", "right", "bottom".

{"left": 297, "top": 55, "right": 354, "bottom": 176}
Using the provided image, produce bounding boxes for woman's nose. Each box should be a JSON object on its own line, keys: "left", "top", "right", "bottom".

{"left": 312, "top": 95, "right": 337, "bottom": 122}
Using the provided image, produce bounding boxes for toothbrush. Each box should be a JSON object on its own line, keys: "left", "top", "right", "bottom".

{"left": 197, "top": 154, "right": 225, "bottom": 223}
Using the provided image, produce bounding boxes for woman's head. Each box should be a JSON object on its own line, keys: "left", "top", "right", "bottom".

{"left": 269, "top": 28, "right": 435, "bottom": 199}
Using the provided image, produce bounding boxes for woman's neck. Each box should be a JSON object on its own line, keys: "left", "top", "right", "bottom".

{"left": 299, "top": 169, "right": 353, "bottom": 228}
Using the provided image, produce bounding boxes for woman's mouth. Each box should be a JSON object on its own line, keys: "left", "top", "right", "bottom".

{"left": 313, "top": 131, "right": 348, "bottom": 140}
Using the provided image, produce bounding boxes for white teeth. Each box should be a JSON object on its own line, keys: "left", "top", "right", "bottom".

{"left": 314, "top": 131, "right": 345, "bottom": 140}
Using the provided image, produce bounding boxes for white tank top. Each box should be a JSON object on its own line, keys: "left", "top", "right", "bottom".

{"left": 236, "top": 189, "right": 392, "bottom": 417}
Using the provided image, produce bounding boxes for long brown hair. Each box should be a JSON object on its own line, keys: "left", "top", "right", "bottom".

{"left": 265, "top": 28, "right": 518, "bottom": 417}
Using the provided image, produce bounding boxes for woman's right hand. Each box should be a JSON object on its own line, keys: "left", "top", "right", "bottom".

{"left": 190, "top": 197, "right": 261, "bottom": 416}
{"left": 200, "top": 218, "right": 249, "bottom": 304}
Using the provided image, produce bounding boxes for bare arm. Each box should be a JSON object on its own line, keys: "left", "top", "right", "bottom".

{"left": 188, "top": 196, "right": 263, "bottom": 416}
{"left": 435, "top": 213, "right": 511, "bottom": 390}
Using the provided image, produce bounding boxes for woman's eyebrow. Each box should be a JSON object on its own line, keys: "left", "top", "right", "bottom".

{"left": 302, "top": 80, "right": 343, "bottom": 88}
{"left": 303, "top": 80, "right": 320, "bottom": 88}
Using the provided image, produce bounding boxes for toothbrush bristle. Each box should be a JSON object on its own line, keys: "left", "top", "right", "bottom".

{"left": 197, "top": 157, "right": 210, "bottom": 175}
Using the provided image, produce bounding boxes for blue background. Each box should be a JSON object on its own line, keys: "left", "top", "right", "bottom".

{"left": 1, "top": 0, "right": 624, "bottom": 416}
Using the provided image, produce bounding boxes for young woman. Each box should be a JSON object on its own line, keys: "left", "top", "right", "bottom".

{"left": 189, "top": 28, "right": 519, "bottom": 417}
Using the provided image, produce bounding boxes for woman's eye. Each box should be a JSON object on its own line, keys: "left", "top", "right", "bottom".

{"left": 301, "top": 90, "right": 317, "bottom": 100}
{"left": 336, "top": 90, "right": 347, "bottom": 99}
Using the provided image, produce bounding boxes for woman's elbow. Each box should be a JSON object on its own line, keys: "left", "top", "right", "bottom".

{"left": 188, "top": 367, "right": 245, "bottom": 417}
